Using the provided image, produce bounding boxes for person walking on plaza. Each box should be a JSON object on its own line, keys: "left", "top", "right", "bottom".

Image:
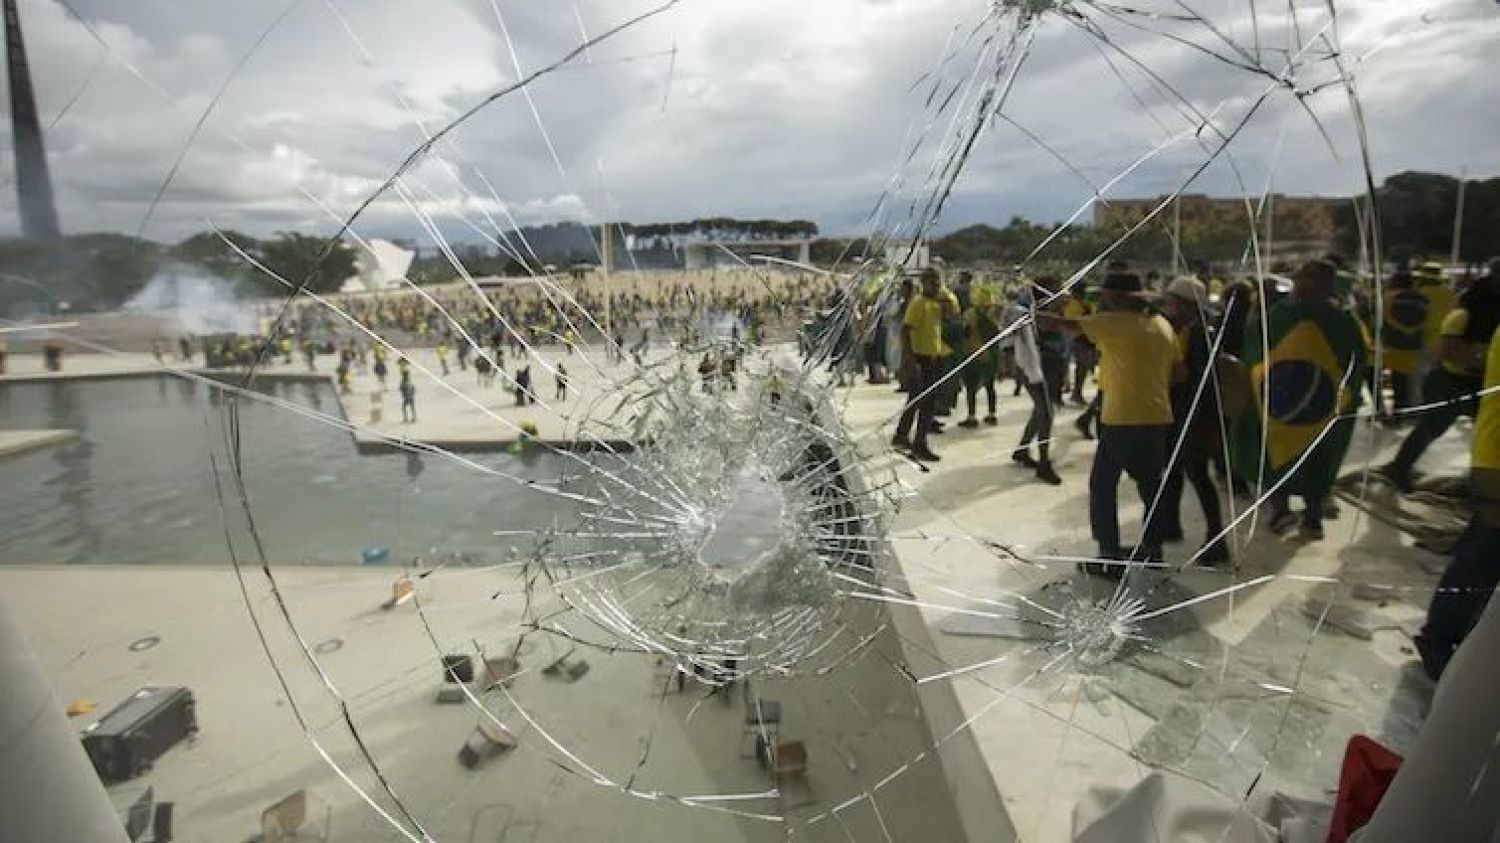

{"left": 399, "top": 372, "right": 417, "bottom": 423}
{"left": 892, "top": 268, "right": 958, "bottom": 463}
{"left": 957, "top": 284, "right": 1001, "bottom": 429}
{"left": 1413, "top": 322, "right": 1500, "bottom": 680}
{"left": 1232, "top": 259, "right": 1367, "bottom": 540}
{"left": 1007, "top": 285, "right": 1061, "bottom": 485}
{"left": 1064, "top": 284, "right": 1096, "bottom": 405}
{"left": 1156, "top": 277, "right": 1230, "bottom": 566}
{"left": 437, "top": 339, "right": 450, "bottom": 376}
{"left": 555, "top": 363, "right": 569, "bottom": 401}
{"left": 934, "top": 280, "right": 965, "bottom": 422}
{"left": 515, "top": 365, "right": 534, "bottom": 406}
{"left": 1044, "top": 270, "right": 1181, "bottom": 572}
{"left": 1380, "top": 259, "right": 1500, "bottom": 492}
{"left": 1380, "top": 262, "right": 1457, "bottom": 414}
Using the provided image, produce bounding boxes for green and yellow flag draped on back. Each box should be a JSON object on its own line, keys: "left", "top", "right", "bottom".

{"left": 1232, "top": 298, "right": 1368, "bottom": 497}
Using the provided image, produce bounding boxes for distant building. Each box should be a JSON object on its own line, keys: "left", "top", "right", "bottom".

{"left": 1092, "top": 193, "right": 1344, "bottom": 254}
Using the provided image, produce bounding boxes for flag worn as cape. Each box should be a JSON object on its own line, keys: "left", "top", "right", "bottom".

{"left": 1381, "top": 286, "right": 1429, "bottom": 374}
{"left": 1232, "top": 298, "right": 1368, "bottom": 498}
{"left": 1380, "top": 282, "right": 1454, "bottom": 375}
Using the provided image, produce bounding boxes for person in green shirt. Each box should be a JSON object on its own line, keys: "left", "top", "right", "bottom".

{"left": 958, "top": 284, "right": 1001, "bottom": 428}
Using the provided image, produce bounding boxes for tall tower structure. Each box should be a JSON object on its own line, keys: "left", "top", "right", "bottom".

{"left": 5, "top": 0, "right": 61, "bottom": 239}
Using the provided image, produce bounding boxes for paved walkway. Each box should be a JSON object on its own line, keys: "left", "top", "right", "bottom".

{"left": 0, "top": 347, "right": 1474, "bottom": 841}
{"left": 834, "top": 375, "right": 1461, "bottom": 840}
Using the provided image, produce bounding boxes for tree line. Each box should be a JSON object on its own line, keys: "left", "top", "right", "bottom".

{"left": 907, "top": 171, "right": 1497, "bottom": 271}
{"left": 0, "top": 230, "right": 358, "bottom": 315}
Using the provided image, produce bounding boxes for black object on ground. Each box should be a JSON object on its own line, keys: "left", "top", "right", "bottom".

{"left": 81, "top": 686, "right": 197, "bottom": 783}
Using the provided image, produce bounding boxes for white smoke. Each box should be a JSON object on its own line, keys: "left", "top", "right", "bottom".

{"left": 124, "top": 266, "right": 258, "bottom": 335}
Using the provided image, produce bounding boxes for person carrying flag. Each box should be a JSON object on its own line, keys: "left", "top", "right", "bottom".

{"left": 1380, "top": 260, "right": 1500, "bottom": 492}
{"left": 957, "top": 284, "right": 1002, "bottom": 429}
{"left": 1233, "top": 258, "right": 1368, "bottom": 540}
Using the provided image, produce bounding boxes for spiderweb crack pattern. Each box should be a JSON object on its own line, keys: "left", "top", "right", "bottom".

{"left": 15, "top": 0, "right": 1497, "bottom": 839}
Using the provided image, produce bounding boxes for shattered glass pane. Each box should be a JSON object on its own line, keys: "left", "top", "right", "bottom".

{"left": 3, "top": 0, "right": 1497, "bottom": 841}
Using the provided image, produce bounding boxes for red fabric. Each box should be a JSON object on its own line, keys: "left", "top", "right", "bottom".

{"left": 1327, "top": 735, "right": 1404, "bottom": 843}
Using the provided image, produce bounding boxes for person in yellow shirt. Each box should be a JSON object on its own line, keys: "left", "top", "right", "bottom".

{"left": 1381, "top": 260, "right": 1500, "bottom": 492}
{"left": 1415, "top": 319, "right": 1500, "bottom": 680}
{"left": 1043, "top": 270, "right": 1183, "bottom": 572}
{"left": 892, "top": 268, "right": 957, "bottom": 462}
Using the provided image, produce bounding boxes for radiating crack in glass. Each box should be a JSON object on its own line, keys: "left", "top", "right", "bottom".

{"left": 16, "top": 0, "right": 1495, "bottom": 839}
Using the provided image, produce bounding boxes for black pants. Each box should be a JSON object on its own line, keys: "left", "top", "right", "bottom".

{"left": 1417, "top": 513, "right": 1500, "bottom": 679}
{"left": 1391, "top": 371, "right": 1416, "bottom": 412}
{"left": 896, "top": 355, "right": 942, "bottom": 447}
{"left": 1079, "top": 392, "right": 1102, "bottom": 427}
{"left": 1159, "top": 430, "right": 1224, "bottom": 548}
{"left": 1042, "top": 356, "right": 1067, "bottom": 407}
{"left": 1017, "top": 380, "right": 1053, "bottom": 461}
{"left": 1090, "top": 424, "right": 1169, "bottom": 554}
{"left": 964, "top": 375, "right": 996, "bottom": 418}
{"left": 1389, "top": 369, "right": 1482, "bottom": 474}
{"left": 1070, "top": 342, "right": 1096, "bottom": 402}
{"left": 1269, "top": 489, "right": 1323, "bottom": 530}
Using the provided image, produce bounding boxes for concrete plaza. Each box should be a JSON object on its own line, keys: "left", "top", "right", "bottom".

{"left": 0, "top": 345, "right": 1471, "bottom": 841}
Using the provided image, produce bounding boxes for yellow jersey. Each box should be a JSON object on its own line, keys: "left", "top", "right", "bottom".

{"left": 1474, "top": 327, "right": 1500, "bottom": 472}
{"left": 1079, "top": 310, "right": 1181, "bottom": 426}
{"left": 904, "top": 293, "right": 951, "bottom": 358}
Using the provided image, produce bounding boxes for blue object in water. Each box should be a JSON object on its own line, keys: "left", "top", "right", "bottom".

{"left": 361, "top": 546, "right": 390, "bottom": 564}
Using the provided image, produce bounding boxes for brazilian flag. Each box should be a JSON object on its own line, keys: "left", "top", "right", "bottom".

{"left": 1381, "top": 287, "right": 1430, "bottom": 374}
{"left": 1232, "top": 299, "right": 1367, "bottom": 497}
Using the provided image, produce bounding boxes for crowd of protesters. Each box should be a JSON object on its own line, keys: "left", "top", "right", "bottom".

{"left": 877, "top": 256, "right": 1499, "bottom": 607}
{"left": 147, "top": 257, "right": 1499, "bottom": 680}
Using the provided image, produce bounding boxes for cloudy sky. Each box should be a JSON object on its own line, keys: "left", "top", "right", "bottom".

{"left": 2, "top": 0, "right": 1497, "bottom": 244}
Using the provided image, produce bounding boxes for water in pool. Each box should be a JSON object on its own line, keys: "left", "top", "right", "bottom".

{"left": 0, "top": 376, "right": 582, "bottom": 565}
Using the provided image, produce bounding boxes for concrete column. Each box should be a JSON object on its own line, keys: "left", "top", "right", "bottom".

{"left": 0, "top": 600, "right": 128, "bottom": 843}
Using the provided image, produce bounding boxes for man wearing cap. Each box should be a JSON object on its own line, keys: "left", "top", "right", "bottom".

{"left": 1043, "top": 270, "right": 1182, "bottom": 571}
{"left": 1158, "top": 277, "right": 1230, "bottom": 566}
{"left": 893, "top": 268, "right": 958, "bottom": 462}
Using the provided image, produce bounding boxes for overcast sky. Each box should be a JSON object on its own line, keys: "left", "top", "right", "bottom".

{"left": 2, "top": 0, "right": 1497, "bottom": 244}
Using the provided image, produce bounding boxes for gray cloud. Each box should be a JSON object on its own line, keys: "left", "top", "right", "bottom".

{"left": 2, "top": 0, "right": 1496, "bottom": 243}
